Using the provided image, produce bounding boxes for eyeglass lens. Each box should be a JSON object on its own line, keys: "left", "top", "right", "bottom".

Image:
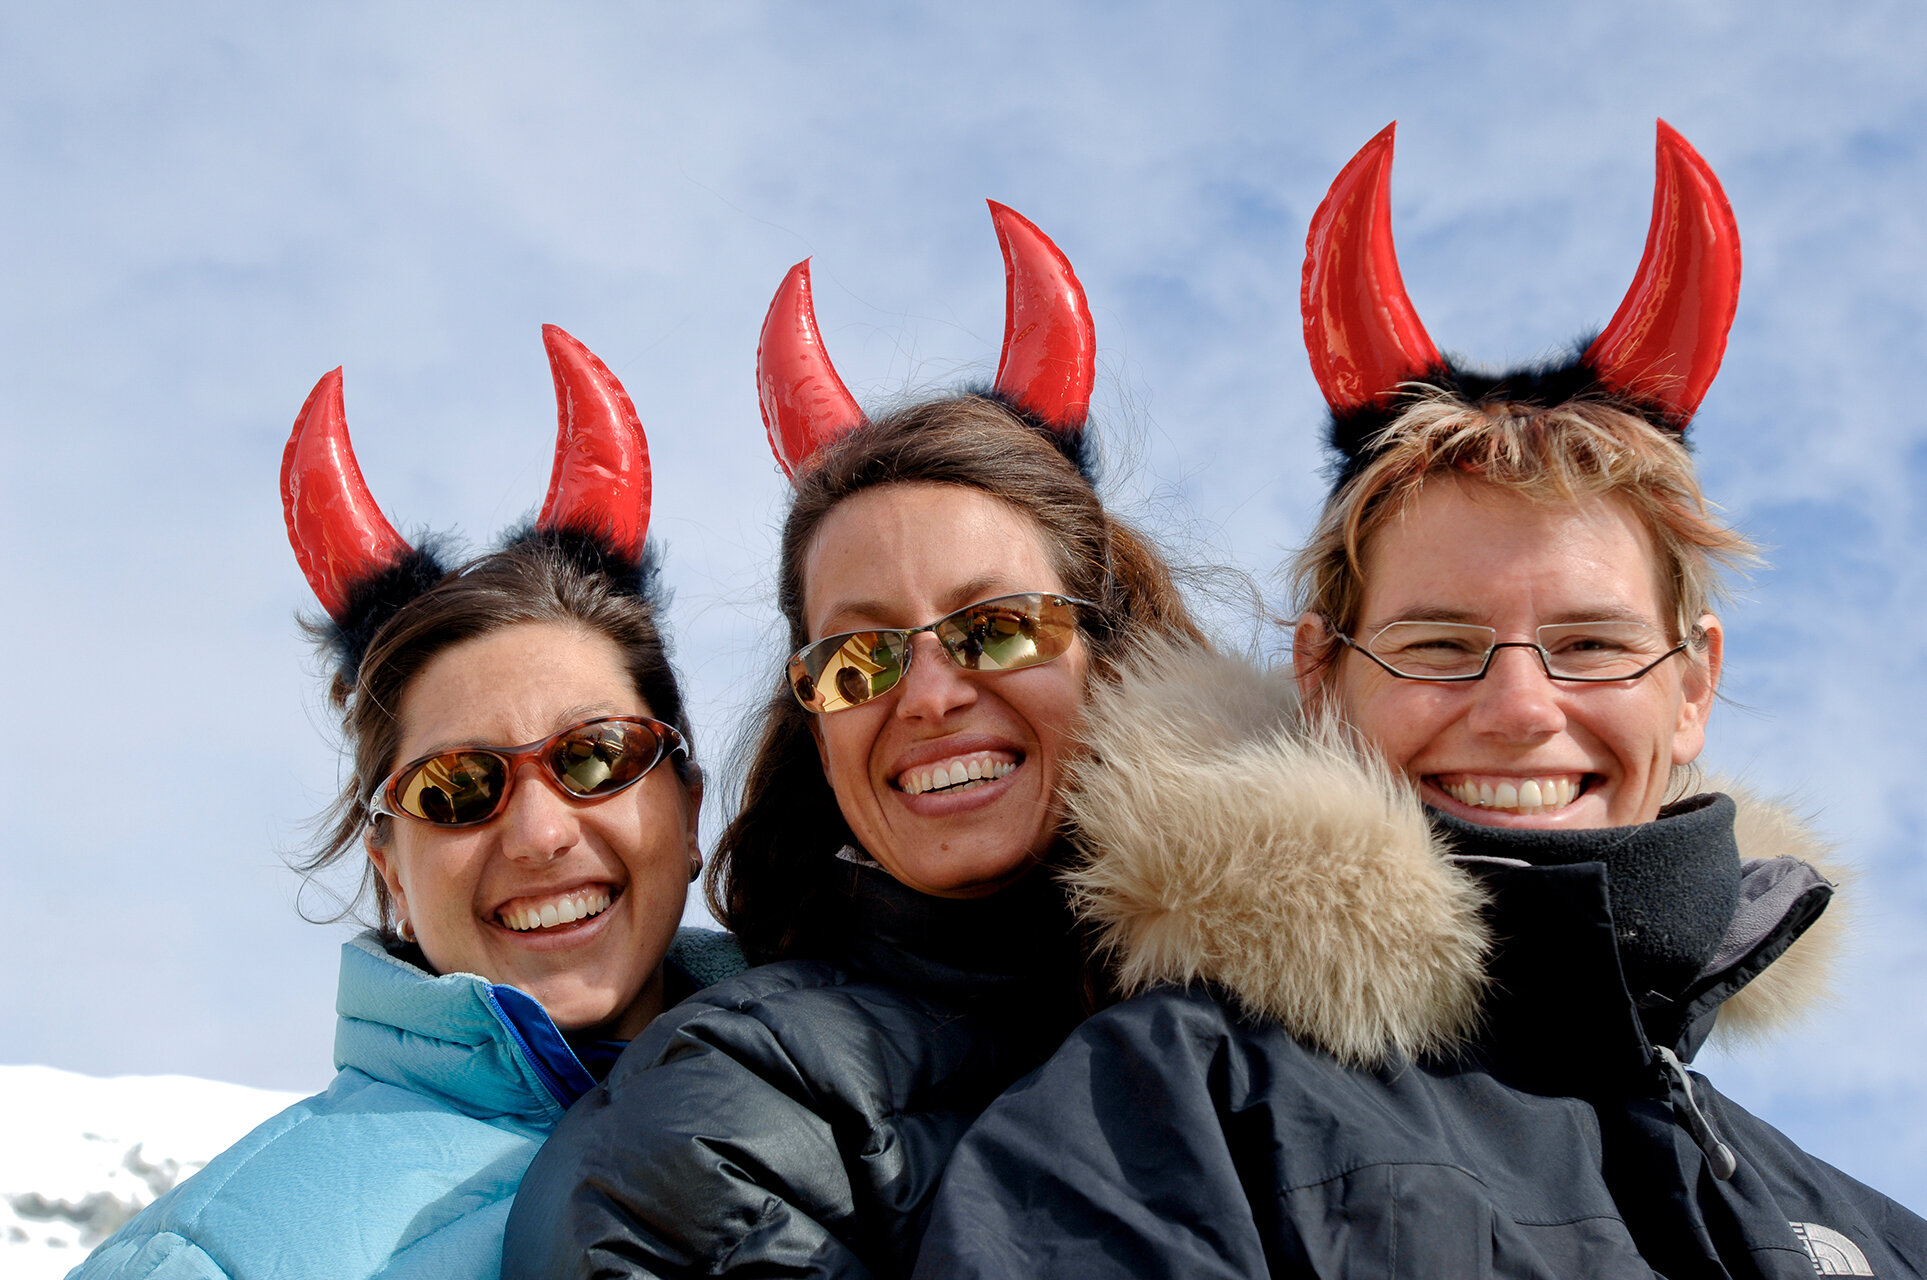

{"left": 789, "top": 593, "right": 1080, "bottom": 714}
{"left": 390, "top": 720, "right": 667, "bottom": 826}
{"left": 1364, "top": 621, "right": 1673, "bottom": 680}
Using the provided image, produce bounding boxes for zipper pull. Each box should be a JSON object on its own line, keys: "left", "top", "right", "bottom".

{"left": 1655, "top": 1045, "right": 1737, "bottom": 1180}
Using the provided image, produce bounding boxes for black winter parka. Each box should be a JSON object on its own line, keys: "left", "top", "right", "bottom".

{"left": 502, "top": 859, "right": 1082, "bottom": 1280}
{"left": 914, "top": 643, "right": 1926, "bottom": 1280}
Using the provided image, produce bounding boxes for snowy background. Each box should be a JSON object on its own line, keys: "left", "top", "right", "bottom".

{"left": 4, "top": 0, "right": 1924, "bottom": 1256}
{"left": 1, "top": 1067, "right": 298, "bottom": 1279}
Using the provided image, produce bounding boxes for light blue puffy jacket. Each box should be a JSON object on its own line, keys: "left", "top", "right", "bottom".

{"left": 70, "top": 927, "right": 744, "bottom": 1280}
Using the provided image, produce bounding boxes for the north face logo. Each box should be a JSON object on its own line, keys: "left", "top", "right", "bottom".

{"left": 1790, "top": 1222, "right": 1874, "bottom": 1276}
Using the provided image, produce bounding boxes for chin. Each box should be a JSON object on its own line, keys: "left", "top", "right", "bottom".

{"left": 894, "top": 845, "right": 1038, "bottom": 899}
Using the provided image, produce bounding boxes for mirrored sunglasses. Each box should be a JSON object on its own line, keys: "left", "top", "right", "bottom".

{"left": 787, "top": 591, "right": 1092, "bottom": 715}
{"left": 370, "top": 716, "right": 685, "bottom": 828}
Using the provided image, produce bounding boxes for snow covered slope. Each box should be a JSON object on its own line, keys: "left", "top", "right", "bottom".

{"left": 1, "top": 1065, "right": 303, "bottom": 1280}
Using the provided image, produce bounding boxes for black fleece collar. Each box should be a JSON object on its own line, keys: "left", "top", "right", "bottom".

{"left": 1433, "top": 793, "right": 1743, "bottom": 1010}
{"left": 827, "top": 860, "right": 1084, "bottom": 1019}
{"left": 1430, "top": 794, "right": 1831, "bottom": 1091}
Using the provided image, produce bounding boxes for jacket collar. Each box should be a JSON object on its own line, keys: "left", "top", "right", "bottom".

{"left": 829, "top": 859, "right": 1082, "bottom": 1003}
{"left": 1060, "top": 639, "right": 1846, "bottom": 1070}
{"left": 335, "top": 932, "right": 567, "bottom": 1129}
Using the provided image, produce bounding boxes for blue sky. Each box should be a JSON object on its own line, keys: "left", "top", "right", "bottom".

{"left": 2, "top": 2, "right": 1922, "bottom": 1206}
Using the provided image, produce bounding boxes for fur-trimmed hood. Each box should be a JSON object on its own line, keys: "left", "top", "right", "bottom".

{"left": 1060, "top": 639, "right": 1844, "bottom": 1068}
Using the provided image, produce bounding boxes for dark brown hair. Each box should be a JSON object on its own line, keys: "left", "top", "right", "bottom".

{"left": 706, "top": 395, "right": 1202, "bottom": 962}
{"left": 296, "top": 534, "right": 696, "bottom": 935}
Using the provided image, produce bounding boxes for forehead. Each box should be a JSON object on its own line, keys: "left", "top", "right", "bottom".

{"left": 1357, "top": 478, "right": 1665, "bottom": 627}
{"left": 802, "top": 481, "right": 1067, "bottom": 633}
{"left": 395, "top": 621, "right": 644, "bottom": 758}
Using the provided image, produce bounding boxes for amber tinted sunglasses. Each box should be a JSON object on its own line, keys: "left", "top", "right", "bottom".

{"left": 787, "top": 592, "right": 1091, "bottom": 715}
{"left": 370, "top": 716, "right": 685, "bottom": 828}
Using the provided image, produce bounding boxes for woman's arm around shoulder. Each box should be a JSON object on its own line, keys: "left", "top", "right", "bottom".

{"left": 501, "top": 964, "right": 875, "bottom": 1280}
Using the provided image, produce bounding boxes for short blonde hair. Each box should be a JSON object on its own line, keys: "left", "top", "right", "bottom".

{"left": 1291, "top": 389, "right": 1758, "bottom": 669}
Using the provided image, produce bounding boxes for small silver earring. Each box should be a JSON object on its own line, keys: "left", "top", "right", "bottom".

{"left": 688, "top": 856, "right": 704, "bottom": 883}
{"left": 396, "top": 917, "right": 417, "bottom": 943}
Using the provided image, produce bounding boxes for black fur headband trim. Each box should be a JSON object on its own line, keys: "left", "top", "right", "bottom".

{"left": 1324, "top": 342, "right": 1684, "bottom": 493}
{"left": 318, "top": 526, "right": 663, "bottom": 685}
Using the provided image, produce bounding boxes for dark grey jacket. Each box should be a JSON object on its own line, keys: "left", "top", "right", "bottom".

{"left": 502, "top": 860, "right": 1082, "bottom": 1279}
{"left": 914, "top": 643, "right": 1926, "bottom": 1280}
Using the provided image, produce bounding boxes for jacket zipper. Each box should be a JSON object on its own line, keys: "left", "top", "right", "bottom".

{"left": 1654, "top": 1045, "right": 1737, "bottom": 1180}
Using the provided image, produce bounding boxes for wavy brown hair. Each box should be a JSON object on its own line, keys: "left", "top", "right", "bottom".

{"left": 707, "top": 395, "right": 1203, "bottom": 963}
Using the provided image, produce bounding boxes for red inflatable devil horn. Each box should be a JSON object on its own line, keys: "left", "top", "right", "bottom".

{"left": 1301, "top": 122, "right": 1442, "bottom": 415}
{"left": 281, "top": 368, "right": 413, "bottom": 621}
{"left": 535, "top": 325, "right": 652, "bottom": 560}
{"left": 989, "top": 201, "right": 1096, "bottom": 430}
{"left": 758, "top": 260, "right": 865, "bottom": 481}
{"left": 1582, "top": 121, "right": 1741, "bottom": 424}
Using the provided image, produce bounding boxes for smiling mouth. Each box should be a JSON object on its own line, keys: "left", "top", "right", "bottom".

{"left": 497, "top": 886, "right": 615, "bottom": 933}
{"left": 896, "top": 752, "right": 1019, "bottom": 797}
{"left": 1435, "top": 774, "right": 1587, "bottom": 816}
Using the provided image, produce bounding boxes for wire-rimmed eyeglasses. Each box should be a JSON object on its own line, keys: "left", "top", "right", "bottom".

{"left": 1333, "top": 620, "right": 1691, "bottom": 683}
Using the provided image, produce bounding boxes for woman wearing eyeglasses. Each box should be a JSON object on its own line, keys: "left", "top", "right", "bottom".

{"left": 502, "top": 205, "right": 1202, "bottom": 1279}
{"left": 73, "top": 328, "right": 743, "bottom": 1280}
{"left": 913, "top": 127, "right": 1927, "bottom": 1276}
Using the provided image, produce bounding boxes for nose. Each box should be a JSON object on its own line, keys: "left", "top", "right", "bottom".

{"left": 496, "top": 761, "right": 579, "bottom": 862}
{"left": 1465, "top": 645, "right": 1566, "bottom": 742}
{"left": 892, "top": 632, "right": 978, "bottom": 723}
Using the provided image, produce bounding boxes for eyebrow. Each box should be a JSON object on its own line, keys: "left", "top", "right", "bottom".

{"left": 1362, "top": 603, "right": 1660, "bottom": 630}
{"left": 816, "top": 575, "right": 1021, "bottom": 635}
{"left": 414, "top": 703, "right": 624, "bottom": 757}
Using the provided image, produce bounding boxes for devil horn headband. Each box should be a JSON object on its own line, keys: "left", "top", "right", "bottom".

{"left": 757, "top": 200, "right": 1097, "bottom": 481}
{"left": 1302, "top": 119, "right": 1741, "bottom": 428}
{"left": 282, "top": 326, "right": 653, "bottom": 637}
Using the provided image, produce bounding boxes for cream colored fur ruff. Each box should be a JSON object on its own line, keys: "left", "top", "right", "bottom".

{"left": 1060, "top": 639, "right": 1841, "bottom": 1066}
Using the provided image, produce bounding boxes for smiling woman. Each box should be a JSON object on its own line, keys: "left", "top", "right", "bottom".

{"left": 502, "top": 205, "right": 1202, "bottom": 1280}
{"left": 68, "top": 328, "right": 744, "bottom": 1280}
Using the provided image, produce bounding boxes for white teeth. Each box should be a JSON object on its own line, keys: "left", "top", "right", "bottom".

{"left": 899, "top": 754, "right": 1016, "bottom": 797}
{"left": 502, "top": 888, "right": 612, "bottom": 932}
{"left": 1442, "top": 777, "right": 1579, "bottom": 814}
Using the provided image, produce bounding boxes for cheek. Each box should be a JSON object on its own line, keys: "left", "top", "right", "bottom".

{"left": 817, "top": 713, "right": 883, "bottom": 791}
{"left": 1599, "top": 690, "right": 1683, "bottom": 769}
{"left": 1333, "top": 676, "right": 1444, "bottom": 769}
{"left": 385, "top": 834, "right": 475, "bottom": 917}
{"left": 1019, "top": 671, "right": 1090, "bottom": 769}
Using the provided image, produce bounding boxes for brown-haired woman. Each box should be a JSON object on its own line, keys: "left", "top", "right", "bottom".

{"left": 914, "top": 125, "right": 1927, "bottom": 1278}
{"left": 73, "top": 329, "right": 743, "bottom": 1280}
{"left": 504, "top": 206, "right": 1200, "bottom": 1279}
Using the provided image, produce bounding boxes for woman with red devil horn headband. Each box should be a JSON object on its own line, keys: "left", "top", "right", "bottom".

{"left": 910, "top": 126, "right": 1927, "bottom": 1278}
{"left": 504, "top": 204, "right": 1203, "bottom": 1280}
{"left": 73, "top": 327, "right": 748, "bottom": 1280}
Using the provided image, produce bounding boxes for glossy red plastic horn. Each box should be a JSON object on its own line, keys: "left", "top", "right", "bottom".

{"left": 1582, "top": 121, "right": 1742, "bottom": 423}
{"left": 757, "top": 259, "right": 865, "bottom": 481}
{"left": 989, "top": 200, "right": 1096, "bottom": 429}
{"left": 758, "top": 203, "right": 1096, "bottom": 482}
{"left": 281, "top": 368, "right": 413, "bottom": 621}
{"left": 1301, "top": 122, "right": 1442, "bottom": 415}
{"left": 536, "top": 324, "right": 652, "bottom": 560}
